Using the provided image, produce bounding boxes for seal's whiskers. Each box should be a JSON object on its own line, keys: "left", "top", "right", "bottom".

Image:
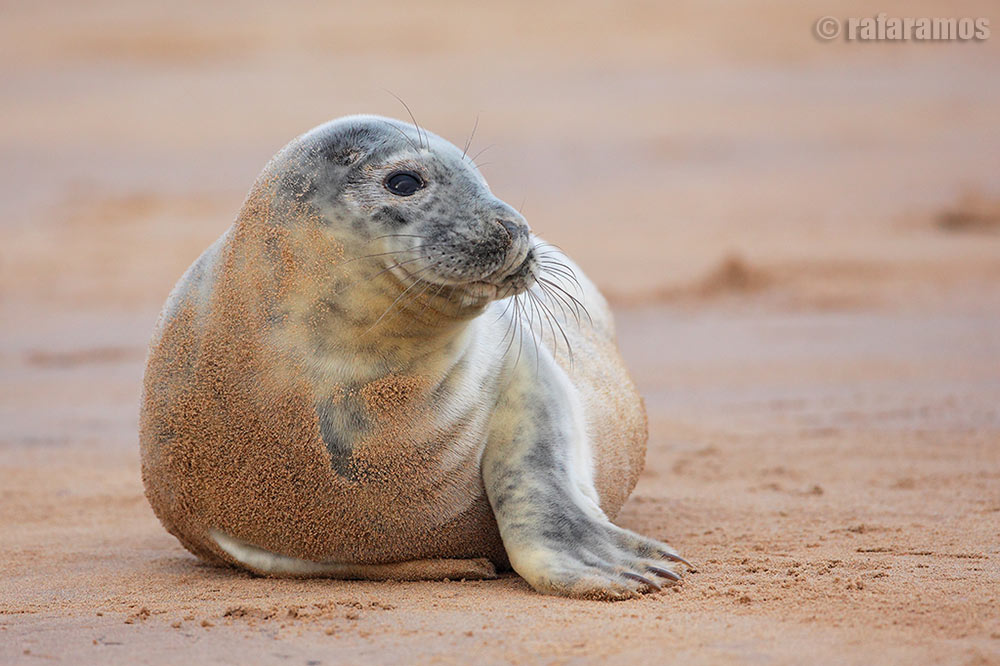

{"left": 358, "top": 261, "right": 440, "bottom": 337}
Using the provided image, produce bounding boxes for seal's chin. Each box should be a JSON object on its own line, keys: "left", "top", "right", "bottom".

{"left": 463, "top": 272, "right": 534, "bottom": 302}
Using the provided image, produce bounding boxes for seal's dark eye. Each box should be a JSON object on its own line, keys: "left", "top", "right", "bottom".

{"left": 384, "top": 171, "right": 424, "bottom": 196}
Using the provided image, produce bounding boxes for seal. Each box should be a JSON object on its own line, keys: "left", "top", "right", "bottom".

{"left": 139, "top": 114, "right": 688, "bottom": 599}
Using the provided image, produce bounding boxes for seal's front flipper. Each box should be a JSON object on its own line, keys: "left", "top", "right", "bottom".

{"left": 482, "top": 356, "right": 687, "bottom": 600}
{"left": 209, "top": 529, "right": 497, "bottom": 581}
{"left": 483, "top": 510, "right": 685, "bottom": 600}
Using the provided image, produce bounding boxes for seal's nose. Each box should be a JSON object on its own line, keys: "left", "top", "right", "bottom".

{"left": 488, "top": 218, "right": 531, "bottom": 282}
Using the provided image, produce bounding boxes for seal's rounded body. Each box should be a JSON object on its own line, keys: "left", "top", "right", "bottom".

{"left": 140, "top": 115, "right": 681, "bottom": 598}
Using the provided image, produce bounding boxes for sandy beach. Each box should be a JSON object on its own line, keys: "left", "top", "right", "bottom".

{"left": 2, "top": 1, "right": 999, "bottom": 663}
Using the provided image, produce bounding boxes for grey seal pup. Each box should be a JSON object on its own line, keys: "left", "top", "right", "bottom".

{"left": 139, "top": 114, "right": 687, "bottom": 599}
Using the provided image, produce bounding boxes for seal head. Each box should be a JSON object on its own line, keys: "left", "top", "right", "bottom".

{"left": 278, "top": 115, "right": 537, "bottom": 312}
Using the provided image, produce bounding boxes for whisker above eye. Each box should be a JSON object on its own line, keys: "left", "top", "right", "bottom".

{"left": 377, "top": 119, "right": 419, "bottom": 153}
{"left": 384, "top": 90, "right": 427, "bottom": 150}
{"left": 461, "top": 114, "right": 480, "bottom": 162}
{"left": 468, "top": 144, "right": 493, "bottom": 164}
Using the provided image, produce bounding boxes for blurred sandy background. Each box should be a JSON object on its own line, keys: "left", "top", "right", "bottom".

{"left": 1, "top": 1, "right": 999, "bottom": 664}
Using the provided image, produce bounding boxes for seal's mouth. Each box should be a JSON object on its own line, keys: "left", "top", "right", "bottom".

{"left": 392, "top": 251, "right": 537, "bottom": 304}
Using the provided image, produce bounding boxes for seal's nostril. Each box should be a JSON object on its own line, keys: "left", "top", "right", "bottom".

{"left": 497, "top": 219, "right": 520, "bottom": 245}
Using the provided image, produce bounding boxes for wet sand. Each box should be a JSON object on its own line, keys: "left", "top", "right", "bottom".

{"left": 2, "top": 1, "right": 999, "bottom": 664}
